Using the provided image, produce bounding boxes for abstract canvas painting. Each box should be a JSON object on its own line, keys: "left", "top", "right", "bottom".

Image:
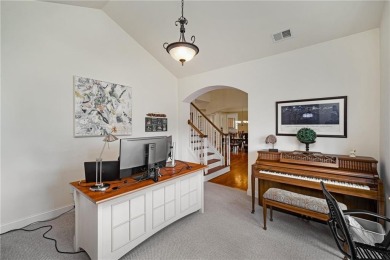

{"left": 74, "top": 76, "right": 132, "bottom": 137}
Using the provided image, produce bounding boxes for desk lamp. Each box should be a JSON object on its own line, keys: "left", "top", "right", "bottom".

{"left": 90, "top": 133, "right": 118, "bottom": 192}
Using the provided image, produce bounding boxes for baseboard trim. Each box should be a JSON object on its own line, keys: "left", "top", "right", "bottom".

{"left": 1, "top": 204, "right": 75, "bottom": 234}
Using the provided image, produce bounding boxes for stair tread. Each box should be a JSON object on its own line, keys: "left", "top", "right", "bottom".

{"left": 207, "top": 165, "right": 228, "bottom": 174}
{"left": 207, "top": 152, "right": 215, "bottom": 156}
{"left": 207, "top": 159, "right": 220, "bottom": 164}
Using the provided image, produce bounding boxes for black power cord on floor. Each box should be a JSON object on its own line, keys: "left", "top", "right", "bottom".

{"left": 0, "top": 207, "right": 86, "bottom": 255}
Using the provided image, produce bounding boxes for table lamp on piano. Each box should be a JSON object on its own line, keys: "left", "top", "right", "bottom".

{"left": 265, "top": 134, "right": 278, "bottom": 152}
{"left": 90, "top": 130, "right": 118, "bottom": 192}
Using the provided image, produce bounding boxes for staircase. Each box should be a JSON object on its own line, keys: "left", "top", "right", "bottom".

{"left": 188, "top": 103, "right": 230, "bottom": 181}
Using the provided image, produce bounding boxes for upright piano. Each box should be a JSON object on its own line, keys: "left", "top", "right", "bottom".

{"left": 251, "top": 150, "right": 384, "bottom": 216}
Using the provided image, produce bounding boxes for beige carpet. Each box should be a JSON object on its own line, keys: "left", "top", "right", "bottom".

{"left": 1, "top": 182, "right": 342, "bottom": 259}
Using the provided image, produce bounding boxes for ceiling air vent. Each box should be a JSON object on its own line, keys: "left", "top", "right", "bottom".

{"left": 272, "top": 29, "right": 292, "bottom": 43}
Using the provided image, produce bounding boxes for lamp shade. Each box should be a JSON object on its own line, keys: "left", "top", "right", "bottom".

{"left": 166, "top": 42, "right": 199, "bottom": 64}
{"left": 103, "top": 133, "right": 118, "bottom": 143}
{"left": 163, "top": 0, "right": 199, "bottom": 65}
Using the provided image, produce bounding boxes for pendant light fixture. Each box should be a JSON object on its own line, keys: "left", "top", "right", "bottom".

{"left": 163, "top": 0, "right": 199, "bottom": 66}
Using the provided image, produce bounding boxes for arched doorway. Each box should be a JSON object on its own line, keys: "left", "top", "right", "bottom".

{"left": 183, "top": 85, "right": 248, "bottom": 191}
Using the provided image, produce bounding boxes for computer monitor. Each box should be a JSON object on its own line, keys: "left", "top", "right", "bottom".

{"left": 84, "top": 161, "right": 120, "bottom": 183}
{"left": 165, "top": 135, "right": 176, "bottom": 167}
{"left": 119, "top": 136, "right": 169, "bottom": 179}
{"left": 166, "top": 135, "right": 173, "bottom": 159}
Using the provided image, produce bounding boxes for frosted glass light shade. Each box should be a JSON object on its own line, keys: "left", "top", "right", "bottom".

{"left": 166, "top": 42, "right": 199, "bottom": 65}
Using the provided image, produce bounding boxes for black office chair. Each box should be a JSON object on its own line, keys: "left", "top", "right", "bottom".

{"left": 320, "top": 181, "right": 390, "bottom": 260}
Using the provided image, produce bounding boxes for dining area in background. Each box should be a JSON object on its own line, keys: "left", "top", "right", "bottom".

{"left": 229, "top": 130, "right": 248, "bottom": 153}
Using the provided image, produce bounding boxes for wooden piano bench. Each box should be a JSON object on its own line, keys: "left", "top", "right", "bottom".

{"left": 262, "top": 188, "right": 347, "bottom": 230}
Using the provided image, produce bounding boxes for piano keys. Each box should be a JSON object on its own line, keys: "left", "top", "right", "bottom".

{"left": 259, "top": 170, "right": 371, "bottom": 190}
{"left": 251, "top": 150, "right": 384, "bottom": 217}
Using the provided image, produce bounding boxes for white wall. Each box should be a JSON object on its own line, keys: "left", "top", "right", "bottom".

{"left": 1, "top": 1, "right": 177, "bottom": 230}
{"left": 380, "top": 1, "right": 390, "bottom": 217}
{"left": 0, "top": 0, "right": 2, "bottom": 229}
{"left": 203, "top": 89, "right": 248, "bottom": 115}
{"left": 178, "top": 29, "right": 380, "bottom": 196}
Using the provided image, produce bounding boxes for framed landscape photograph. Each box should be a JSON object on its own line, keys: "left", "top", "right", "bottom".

{"left": 276, "top": 96, "right": 347, "bottom": 137}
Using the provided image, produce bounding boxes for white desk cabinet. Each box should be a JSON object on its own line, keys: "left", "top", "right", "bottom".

{"left": 71, "top": 164, "right": 205, "bottom": 260}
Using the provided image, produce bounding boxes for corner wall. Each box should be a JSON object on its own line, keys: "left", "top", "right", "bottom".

{"left": 1, "top": 1, "right": 178, "bottom": 231}
{"left": 380, "top": 1, "right": 390, "bottom": 217}
{"left": 178, "top": 29, "right": 380, "bottom": 196}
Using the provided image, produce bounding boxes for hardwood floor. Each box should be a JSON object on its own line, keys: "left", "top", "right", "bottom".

{"left": 209, "top": 151, "right": 248, "bottom": 191}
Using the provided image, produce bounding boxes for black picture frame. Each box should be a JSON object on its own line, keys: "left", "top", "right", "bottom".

{"left": 145, "top": 117, "right": 167, "bottom": 132}
{"left": 276, "top": 96, "right": 347, "bottom": 138}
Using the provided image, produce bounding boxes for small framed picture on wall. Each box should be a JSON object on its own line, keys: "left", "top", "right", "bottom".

{"left": 145, "top": 117, "right": 167, "bottom": 132}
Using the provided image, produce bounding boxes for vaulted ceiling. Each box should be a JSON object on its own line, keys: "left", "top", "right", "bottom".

{"left": 44, "top": 0, "right": 385, "bottom": 78}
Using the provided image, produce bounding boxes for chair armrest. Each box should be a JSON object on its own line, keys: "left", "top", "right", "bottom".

{"left": 343, "top": 210, "right": 390, "bottom": 222}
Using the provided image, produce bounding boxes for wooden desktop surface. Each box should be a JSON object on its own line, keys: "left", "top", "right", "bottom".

{"left": 70, "top": 161, "right": 206, "bottom": 204}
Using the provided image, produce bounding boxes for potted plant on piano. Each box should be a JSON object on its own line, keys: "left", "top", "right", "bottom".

{"left": 296, "top": 128, "right": 317, "bottom": 152}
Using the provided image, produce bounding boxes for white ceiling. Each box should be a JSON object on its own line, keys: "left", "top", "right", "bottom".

{"left": 45, "top": 1, "right": 385, "bottom": 78}
{"left": 43, "top": 0, "right": 109, "bottom": 9}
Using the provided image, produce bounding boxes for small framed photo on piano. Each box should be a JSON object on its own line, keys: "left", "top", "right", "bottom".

{"left": 276, "top": 96, "right": 347, "bottom": 138}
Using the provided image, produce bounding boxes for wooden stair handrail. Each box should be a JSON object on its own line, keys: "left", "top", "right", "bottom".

{"left": 188, "top": 120, "right": 208, "bottom": 138}
{"left": 191, "top": 103, "right": 227, "bottom": 136}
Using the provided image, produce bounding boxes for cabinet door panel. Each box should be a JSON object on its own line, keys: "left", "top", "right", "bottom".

{"left": 130, "top": 195, "right": 145, "bottom": 219}
{"left": 130, "top": 215, "right": 145, "bottom": 240}
{"left": 153, "top": 188, "right": 165, "bottom": 208}
{"left": 190, "top": 175, "right": 198, "bottom": 191}
{"left": 165, "top": 201, "right": 175, "bottom": 220}
{"left": 180, "top": 179, "right": 189, "bottom": 195}
{"left": 189, "top": 190, "right": 197, "bottom": 207}
{"left": 112, "top": 222, "right": 130, "bottom": 251}
{"left": 153, "top": 205, "right": 165, "bottom": 228}
{"left": 165, "top": 184, "right": 175, "bottom": 202}
{"left": 181, "top": 194, "right": 189, "bottom": 212}
{"left": 112, "top": 201, "right": 129, "bottom": 227}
